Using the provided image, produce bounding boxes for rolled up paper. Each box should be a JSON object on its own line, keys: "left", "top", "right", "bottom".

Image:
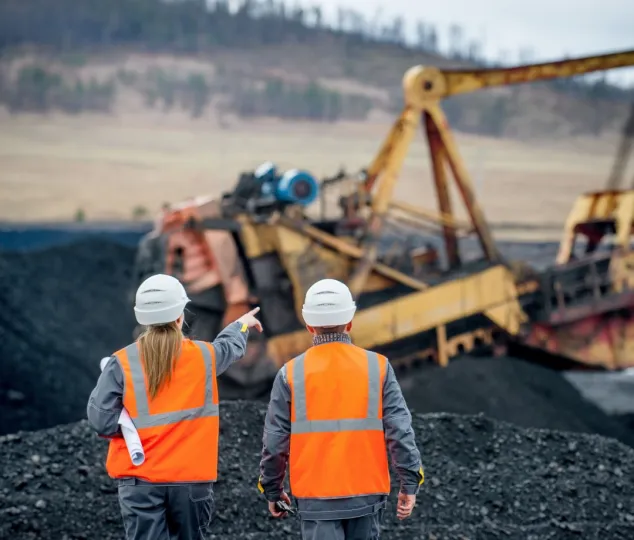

{"left": 100, "top": 357, "right": 145, "bottom": 466}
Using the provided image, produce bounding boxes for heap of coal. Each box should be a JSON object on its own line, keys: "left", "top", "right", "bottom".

{"left": 1, "top": 402, "right": 633, "bottom": 540}
{"left": 399, "top": 357, "right": 634, "bottom": 448}
{"left": 0, "top": 240, "right": 137, "bottom": 435}
{"left": 2, "top": 238, "right": 634, "bottom": 449}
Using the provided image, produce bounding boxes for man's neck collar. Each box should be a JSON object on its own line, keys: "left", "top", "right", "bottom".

{"left": 312, "top": 332, "right": 352, "bottom": 346}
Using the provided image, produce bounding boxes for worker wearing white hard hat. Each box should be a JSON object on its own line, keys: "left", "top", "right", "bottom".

{"left": 259, "top": 278, "right": 424, "bottom": 540}
{"left": 87, "top": 273, "right": 262, "bottom": 540}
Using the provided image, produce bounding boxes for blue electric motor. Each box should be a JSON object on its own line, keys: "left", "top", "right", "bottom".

{"left": 275, "top": 169, "right": 319, "bottom": 206}
{"left": 253, "top": 162, "right": 319, "bottom": 207}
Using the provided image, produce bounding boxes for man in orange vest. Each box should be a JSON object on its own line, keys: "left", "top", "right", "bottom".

{"left": 87, "top": 274, "right": 262, "bottom": 539}
{"left": 258, "top": 278, "right": 424, "bottom": 539}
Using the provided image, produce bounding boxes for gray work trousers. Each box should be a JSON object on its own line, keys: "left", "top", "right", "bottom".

{"left": 300, "top": 510, "right": 384, "bottom": 540}
{"left": 117, "top": 478, "right": 214, "bottom": 540}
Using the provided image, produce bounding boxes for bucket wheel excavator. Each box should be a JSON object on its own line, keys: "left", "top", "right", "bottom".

{"left": 131, "top": 48, "right": 634, "bottom": 398}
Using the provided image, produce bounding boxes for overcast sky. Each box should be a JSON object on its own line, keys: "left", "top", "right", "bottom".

{"left": 302, "top": 0, "right": 634, "bottom": 86}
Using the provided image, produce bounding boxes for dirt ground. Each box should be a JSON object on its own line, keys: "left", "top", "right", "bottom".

{"left": 0, "top": 112, "right": 623, "bottom": 240}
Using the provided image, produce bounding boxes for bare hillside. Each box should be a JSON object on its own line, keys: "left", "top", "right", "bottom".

{"left": 0, "top": 0, "right": 632, "bottom": 139}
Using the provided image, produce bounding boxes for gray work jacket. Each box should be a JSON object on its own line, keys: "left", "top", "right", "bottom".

{"left": 86, "top": 321, "right": 249, "bottom": 441}
{"left": 258, "top": 333, "right": 424, "bottom": 521}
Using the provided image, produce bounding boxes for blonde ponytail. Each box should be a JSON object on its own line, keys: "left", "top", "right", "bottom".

{"left": 137, "top": 321, "right": 183, "bottom": 400}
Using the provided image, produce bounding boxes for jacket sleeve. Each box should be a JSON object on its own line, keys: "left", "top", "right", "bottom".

{"left": 212, "top": 321, "right": 249, "bottom": 376}
{"left": 86, "top": 357, "right": 124, "bottom": 438}
{"left": 258, "top": 366, "right": 291, "bottom": 502}
{"left": 382, "top": 361, "right": 424, "bottom": 495}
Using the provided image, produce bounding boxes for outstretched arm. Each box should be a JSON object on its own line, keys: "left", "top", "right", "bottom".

{"left": 382, "top": 362, "right": 424, "bottom": 494}
{"left": 212, "top": 321, "right": 249, "bottom": 376}
{"left": 86, "top": 357, "right": 124, "bottom": 438}
{"left": 258, "top": 367, "right": 292, "bottom": 502}
{"left": 212, "top": 307, "right": 263, "bottom": 376}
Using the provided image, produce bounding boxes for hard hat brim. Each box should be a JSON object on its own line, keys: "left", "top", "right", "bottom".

{"left": 301, "top": 306, "right": 356, "bottom": 328}
{"left": 134, "top": 299, "right": 188, "bottom": 326}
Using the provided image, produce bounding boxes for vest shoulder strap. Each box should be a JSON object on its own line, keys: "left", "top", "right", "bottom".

{"left": 118, "top": 341, "right": 219, "bottom": 429}
{"left": 290, "top": 349, "right": 383, "bottom": 434}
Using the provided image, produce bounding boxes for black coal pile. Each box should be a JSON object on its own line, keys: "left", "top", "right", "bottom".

{"left": 399, "top": 356, "right": 634, "bottom": 448}
{"left": 1, "top": 402, "right": 634, "bottom": 540}
{"left": 2, "top": 236, "right": 633, "bottom": 453}
{"left": 616, "top": 413, "right": 634, "bottom": 431}
{"left": 0, "top": 240, "right": 137, "bottom": 435}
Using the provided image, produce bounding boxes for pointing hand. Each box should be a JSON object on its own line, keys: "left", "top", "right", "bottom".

{"left": 236, "top": 307, "right": 263, "bottom": 333}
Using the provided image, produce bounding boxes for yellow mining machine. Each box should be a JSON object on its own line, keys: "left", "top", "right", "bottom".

{"left": 132, "top": 48, "right": 634, "bottom": 397}
{"left": 526, "top": 97, "right": 634, "bottom": 367}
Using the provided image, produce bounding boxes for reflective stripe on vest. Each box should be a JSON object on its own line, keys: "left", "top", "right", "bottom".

{"left": 290, "top": 350, "right": 383, "bottom": 434}
{"left": 120, "top": 340, "right": 219, "bottom": 429}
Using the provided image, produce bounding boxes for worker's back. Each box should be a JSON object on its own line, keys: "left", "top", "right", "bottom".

{"left": 88, "top": 273, "right": 262, "bottom": 540}
{"left": 259, "top": 278, "right": 421, "bottom": 538}
{"left": 286, "top": 341, "right": 390, "bottom": 499}
{"left": 106, "top": 338, "right": 220, "bottom": 483}
{"left": 122, "top": 339, "right": 217, "bottom": 416}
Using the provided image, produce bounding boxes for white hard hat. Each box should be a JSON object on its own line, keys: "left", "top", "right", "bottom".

{"left": 134, "top": 274, "right": 190, "bottom": 326}
{"left": 301, "top": 279, "right": 356, "bottom": 327}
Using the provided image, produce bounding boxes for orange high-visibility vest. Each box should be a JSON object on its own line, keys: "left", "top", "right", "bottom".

{"left": 105, "top": 339, "right": 220, "bottom": 483}
{"left": 286, "top": 343, "right": 391, "bottom": 499}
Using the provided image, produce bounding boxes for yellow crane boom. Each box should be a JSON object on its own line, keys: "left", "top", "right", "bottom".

{"left": 414, "top": 50, "right": 634, "bottom": 100}
{"left": 346, "top": 49, "right": 634, "bottom": 298}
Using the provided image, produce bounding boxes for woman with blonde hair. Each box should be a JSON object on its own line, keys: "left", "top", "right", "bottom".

{"left": 87, "top": 273, "right": 262, "bottom": 540}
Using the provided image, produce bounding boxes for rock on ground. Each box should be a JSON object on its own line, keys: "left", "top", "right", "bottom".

{"left": 0, "top": 240, "right": 137, "bottom": 435}
{"left": 1, "top": 402, "right": 634, "bottom": 540}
